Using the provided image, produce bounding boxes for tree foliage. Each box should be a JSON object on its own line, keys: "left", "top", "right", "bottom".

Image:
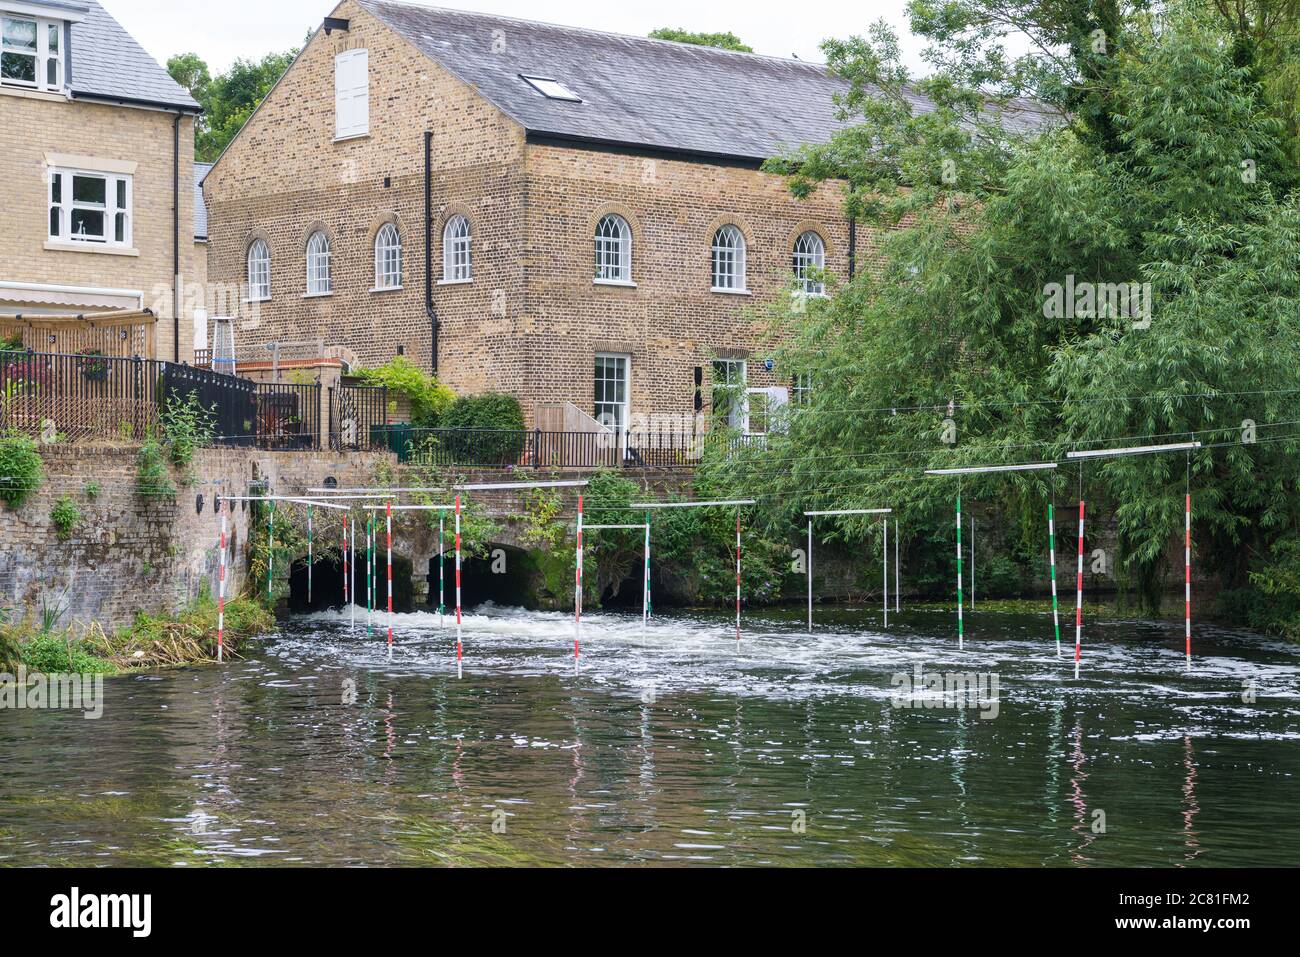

{"left": 168, "top": 45, "right": 301, "bottom": 162}
{"left": 708, "top": 3, "right": 1300, "bottom": 615}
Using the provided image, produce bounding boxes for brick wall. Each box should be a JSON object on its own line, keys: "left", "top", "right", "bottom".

{"left": 0, "top": 446, "right": 390, "bottom": 630}
{"left": 0, "top": 88, "right": 199, "bottom": 363}
{"left": 203, "top": 0, "right": 527, "bottom": 397}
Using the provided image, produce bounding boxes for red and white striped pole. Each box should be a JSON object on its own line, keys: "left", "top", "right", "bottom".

{"left": 1075, "top": 500, "right": 1085, "bottom": 680}
{"left": 385, "top": 501, "right": 393, "bottom": 658}
{"left": 735, "top": 511, "right": 742, "bottom": 649}
{"left": 217, "top": 498, "right": 228, "bottom": 663}
{"left": 349, "top": 515, "right": 356, "bottom": 634}
{"left": 455, "top": 495, "right": 463, "bottom": 677}
{"left": 575, "top": 494, "right": 584, "bottom": 662}
{"left": 1185, "top": 493, "right": 1192, "bottom": 668}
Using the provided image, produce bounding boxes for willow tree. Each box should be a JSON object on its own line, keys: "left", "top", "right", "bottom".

{"left": 703, "top": 5, "right": 1300, "bottom": 611}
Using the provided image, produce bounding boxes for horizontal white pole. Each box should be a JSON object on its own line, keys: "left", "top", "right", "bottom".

{"left": 222, "top": 496, "right": 353, "bottom": 511}
{"left": 454, "top": 480, "right": 590, "bottom": 492}
{"left": 362, "top": 504, "right": 457, "bottom": 512}
{"left": 1066, "top": 442, "right": 1201, "bottom": 460}
{"left": 805, "top": 508, "right": 893, "bottom": 517}
{"left": 632, "top": 500, "right": 756, "bottom": 509}
{"left": 584, "top": 524, "right": 650, "bottom": 530}
{"left": 925, "top": 462, "right": 1059, "bottom": 475}
{"left": 306, "top": 487, "right": 443, "bottom": 495}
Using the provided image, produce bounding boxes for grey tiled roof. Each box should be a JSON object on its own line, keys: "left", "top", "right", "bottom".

{"left": 356, "top": 1, "right": 1054, "bottom": 163}
{"left": 194, "top": 162, "right": 213, "bottom": 240}
{"left": 68, "top": 0, "right": 200, "bottom": 111}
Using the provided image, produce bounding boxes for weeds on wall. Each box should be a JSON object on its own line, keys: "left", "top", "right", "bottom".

{"left": 50, "top": 496, "right": 81, "bottom": 540}
{"left": 136, "top": 434, "right": 176, "bottom": 499}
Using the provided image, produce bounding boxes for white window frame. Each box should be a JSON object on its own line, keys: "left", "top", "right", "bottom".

{"left": 711, "top": 358, "right": 748, "bottom": 432}
{"left": 711, "top": 224, "right": 747, "bottom": 293}
{"left": 594, "top": 352, "right": 632, "bottom": 457}
{"left": 594, "top": 214, "right": 632, "bottom": 285}
{"left": 793, "top": 230, "right": 827, "bottom": 297}
{"left": 47, "top": 167, "right": 132, "bottom": 248}
{"left": 305, "top": 231, "right": 331, "bottom": 297}
{"left": 1, "top": 14, "right": 64, "bottom": 92}
{"left": 440, "top": 215, "right": 472, "bottom": 283}
{"left": 246, "top": 239, "right": 271, "bottom": 302}
{"left": 334, "top": 48, "right": 370, "bottom": 141}
{"left": 373, "top": 223, "right": 402, "bottom": 291}
{"left": 792, "top": 372, "right": 812, "bottom": 406}
{"left": 520, "top": 74, "right": 582, "bottom": 102}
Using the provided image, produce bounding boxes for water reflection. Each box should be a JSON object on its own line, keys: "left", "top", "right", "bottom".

{"left": 1, "top": 605, "right": 1297, "bottom": 866}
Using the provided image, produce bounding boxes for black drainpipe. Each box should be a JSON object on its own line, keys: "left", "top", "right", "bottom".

{"left": 425, "top": 130, "right": 438, "bottom": 374}
{"left": 172, "top": 112, "right": 181, "bottom": 363}
{"left": 848, "top": 215, "right": 857, "bottom": 281}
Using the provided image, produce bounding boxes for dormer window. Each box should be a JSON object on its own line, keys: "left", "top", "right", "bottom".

{"left": 1, "top": 15, "right": 64, "bottom": 92}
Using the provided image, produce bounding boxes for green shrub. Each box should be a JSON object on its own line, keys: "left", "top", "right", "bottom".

{"left": 50, "top": 496, "right": 81, "bottom": 540}
{"left": 136, "top": 435, "right": 176, "bottom": 499}
{"left": 1243, "top": 538, "right": 1300, "bottom": 640}
{"left": 0, "top": 430, "right": 42, "bottom": 508}
{"left": 83, "top": 482, "right": 100, "bottom": 500}
{"left": 440, "top": 393, "right": 526, "bottom": 464}
{"left": 357, "top": 356, "right": 454, "bottom": 428}
{"left": 20, "top": 633, "right": 116, "bottom": 674}
{"left": 160, "top": 390, "right": 215, "bottom": 468}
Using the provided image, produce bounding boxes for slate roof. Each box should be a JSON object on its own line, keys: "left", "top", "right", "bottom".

{"left": 355, "top": 1, "right": 1054, "bottom": 163}
{"left": 194, "top": 162, "right": 213, "bottom": 240}
{"left": 67, "top": 0, "right": 200, "bottom": 111}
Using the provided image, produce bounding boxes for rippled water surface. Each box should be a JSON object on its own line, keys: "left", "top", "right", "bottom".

{"left": 2, "top": 604, "right": 1297, "bottom": 866}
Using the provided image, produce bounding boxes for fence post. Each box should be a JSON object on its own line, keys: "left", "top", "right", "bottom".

{"left": 534, "top": 428, "right": 541, "bottom": 470}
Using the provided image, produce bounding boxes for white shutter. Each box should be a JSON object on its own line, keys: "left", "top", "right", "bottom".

{"left": 335, "top": 49, "right": 369, "bottom": 139}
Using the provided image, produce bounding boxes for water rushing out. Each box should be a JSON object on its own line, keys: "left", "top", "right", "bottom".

{"left": 2, "top": 604, "right": 1297, "bottom": 866}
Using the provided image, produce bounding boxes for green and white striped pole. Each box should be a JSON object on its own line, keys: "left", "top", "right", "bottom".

{"left": 439, "top": 514, "right": 446, "bottom": 628}
{"left": 643, "top": 512, "right": 652, "bottom": 635}
{"left": 1048, "top": 504, "right": 1061, "bottom": 657}
{"left": 306, "top": 504, "right": 313, "bottom": 606}
{"left": 267, "top": 500, "right": 275, "bottom": 600}
{"left": 956, "top": 495, "right": 964, "bottom": 650}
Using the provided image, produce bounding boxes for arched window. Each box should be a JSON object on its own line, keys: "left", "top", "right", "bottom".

{"left": 442, "top": 215, "right": 471, "bottom": 282}
{"left": 246, "top": 239, "right": 271, "bottom": 301}
{"left": 792, "top": 231, "right": 826, "bottom": 296}
{"left": 306, "top": 231, "right": 331, "bottom": 295}
{"left": 711, "top": 225, "right": 747, "bottom": 291}
{"left": 374, "top": 223, "right": 402, "bottom": 290}
{"left": 594, "top": 214, "right": 631, "bottom": 283}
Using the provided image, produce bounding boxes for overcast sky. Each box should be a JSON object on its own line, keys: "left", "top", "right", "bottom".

{"left": 100, "top": 0, "right": 929, "bottom": 75}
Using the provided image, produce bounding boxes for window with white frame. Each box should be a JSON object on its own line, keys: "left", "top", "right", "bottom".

{"left": 711, "top": 358, "right": 747, "bottom": 431}
{"left": 47, "top": 169, "right": 131, "bottom": 247}
{"left": 334, "top": 48, "right": 369, "bottom": 140}
{"left": 793, "top": 231, "right": 826, "bottom": 296}
{"left": 792, "top": 372, "right": 813, "bottom": 406}
{"left": 711, "top": 225, "right": 747, "bottom": 291}
{"left": 1, "top": 15, "right": 63, "bottom": 91}
{"left": 441, "top": 215, "right": 471, "bottom": 282}
{"left": 305, "top": 231, "right": 331, "bottom": 295}
{"left": 374, "top": 223, "right": 402, "bottom": 290}
{"left": 594, "top": 214, "right": 631, "bottom": 283}
{"left": 246, "top": 239, "right": 271, "bottom": 301}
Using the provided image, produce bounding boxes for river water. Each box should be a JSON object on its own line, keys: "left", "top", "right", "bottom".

{"left": 2, "top": 605, "right": 1297, "bottom": 867}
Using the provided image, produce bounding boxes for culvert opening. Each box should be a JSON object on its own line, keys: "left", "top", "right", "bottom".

{"left": 290, "top": 555, "right": 416, "bottom": 613}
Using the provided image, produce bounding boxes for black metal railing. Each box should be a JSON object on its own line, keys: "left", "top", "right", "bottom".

{"left": 255, "top": 382, "right": 320, "bottom": 450}
{"left": 2, "top": 348, "right": 162, "bottom": 441}
{"left": 160, "top": 362, "right": 257, "bottom": 447}
{"left": 384, "top": 427, "right": 717, "bottom": 469}
{"left": 329, "top": 384, "right": 389, "bottom": 451}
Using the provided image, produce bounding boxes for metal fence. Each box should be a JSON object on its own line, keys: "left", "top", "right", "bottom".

{"left": 160, "top": 362, "right": 257, "bottom": 447}
{"left": 383, "top": 427, "right": 712, "bottom": 469}
{"left": 2, "top": 349, "right": 162, "bottom": 441}
{"left": 255, "top": 382, "right": 320, "bottom": 450}
{"left": 329, "top": 384, "right": 389, "bottom": 451}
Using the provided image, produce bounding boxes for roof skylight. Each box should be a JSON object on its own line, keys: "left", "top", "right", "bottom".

{"left": 520, "top": 74, "right": 582, "bottom": 102}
